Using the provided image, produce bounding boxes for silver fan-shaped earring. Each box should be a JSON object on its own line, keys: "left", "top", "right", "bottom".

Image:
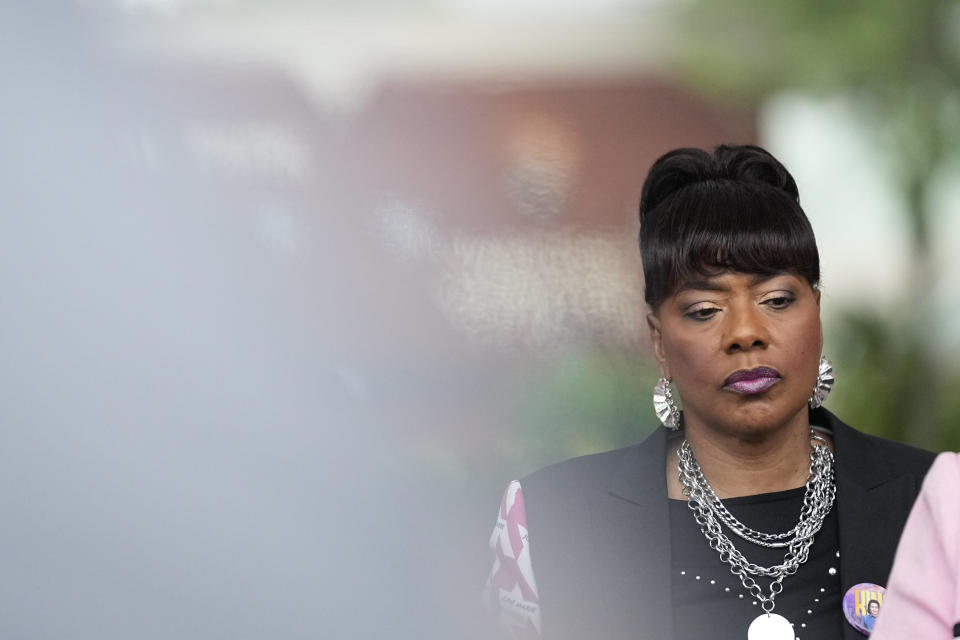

{"left": 808, "top": 356, "right": 835, "bottom": 409}
{"left": 653, "top": 377, "right": 681, "bottom": 431}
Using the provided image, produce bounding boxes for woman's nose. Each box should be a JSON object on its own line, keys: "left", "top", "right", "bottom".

{"left": 724, "top": 305, "right": 769, "bottom": 353}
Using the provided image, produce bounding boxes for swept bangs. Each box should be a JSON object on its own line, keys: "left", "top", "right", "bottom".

{"left": 640, "top": 179, "right": 820, "bottom": 310}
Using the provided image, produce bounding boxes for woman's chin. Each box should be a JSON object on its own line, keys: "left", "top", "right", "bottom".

{"left": 689, "top": 401, "right": 809, "bottom": 440}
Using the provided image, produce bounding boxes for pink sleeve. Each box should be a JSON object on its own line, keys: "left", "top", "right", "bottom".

{"left": 872, "top": 452, "right": 960, "bottom": 640}
{"left": 484, "top": 480, "right": 541, "bottom": 639}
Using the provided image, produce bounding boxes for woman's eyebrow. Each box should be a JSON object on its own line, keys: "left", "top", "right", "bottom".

{"left": 677, "top": 273, "right": 784, "bottom": 293}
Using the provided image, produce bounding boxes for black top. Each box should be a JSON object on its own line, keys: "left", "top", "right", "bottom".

{"left": 517, "top": 408, "right": 936, "bottom": 640}
{"left": 669, "top": 487, "right": 842, "bottom": 640}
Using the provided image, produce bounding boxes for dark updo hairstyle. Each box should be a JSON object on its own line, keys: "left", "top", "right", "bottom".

{"left": 639, "top": 145, "right": 820, "bottom": 310}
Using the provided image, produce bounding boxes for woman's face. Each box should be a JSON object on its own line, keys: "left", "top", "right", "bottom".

{"left": 868, "top": 602, "right": 879, "bottom": 616}
{"left": 647, "top": 271, "right": 822, "bottom": 439}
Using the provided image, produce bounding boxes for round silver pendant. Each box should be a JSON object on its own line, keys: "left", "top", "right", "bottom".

{"left": 747, "top": 613, "right": 795, "bottom": 640}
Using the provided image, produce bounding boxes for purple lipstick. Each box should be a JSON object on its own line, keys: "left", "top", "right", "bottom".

{"left": 724, "top": 366, "right": 781, "bottom": 395}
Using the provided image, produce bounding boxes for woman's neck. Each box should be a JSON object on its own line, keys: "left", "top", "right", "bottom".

{"left": 665, "top": 416, "right": 826, "bottom": 500}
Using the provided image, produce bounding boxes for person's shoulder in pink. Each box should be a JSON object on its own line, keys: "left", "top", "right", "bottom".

{"left": 484, "top": 480, "right": 541, "bottom": 640}
{"left": 872, "top": 452, "right": 960, "bottom": 640}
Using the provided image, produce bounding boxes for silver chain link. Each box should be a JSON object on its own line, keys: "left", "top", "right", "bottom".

{"left": 677, "top": 430, "right": 836, "bottom": 614}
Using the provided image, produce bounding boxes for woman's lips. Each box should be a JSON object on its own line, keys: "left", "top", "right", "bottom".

{"left": 723, "top": 366, "right": 781, "bottom": 395}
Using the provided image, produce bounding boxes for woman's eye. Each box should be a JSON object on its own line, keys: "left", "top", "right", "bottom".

{"left": 684, "top": 307, "right": 720, "bottom": 321}
{"left": 763, "top": 295, "right": 796, "bottom": 309}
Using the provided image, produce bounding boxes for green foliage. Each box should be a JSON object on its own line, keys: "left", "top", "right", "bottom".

{"left": 503, "top": 350, "right": 660, "bottom": 473}
{"left": 827, "top": 308, "right": 960, "bottom": 449}
{"left": 672, "top": 0, "right": 951, "bottom": 97}
{"left": 827, "top": 311, "right": 924, "bottom": 445}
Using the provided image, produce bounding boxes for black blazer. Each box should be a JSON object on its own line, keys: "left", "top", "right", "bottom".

{"left": 520, "top": 408, "right": 935, "bottom": 640}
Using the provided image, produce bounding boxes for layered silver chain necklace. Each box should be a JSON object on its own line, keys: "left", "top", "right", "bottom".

{"left": 677, "top": 430, "right": 836, "bottom": 640}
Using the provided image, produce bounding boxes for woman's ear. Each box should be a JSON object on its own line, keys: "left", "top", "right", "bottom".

{"left": 646, "top": 313, "right": 670, "bottom": 379}
{"left": 812, "top": 288, "right": 824, "bottom": 351}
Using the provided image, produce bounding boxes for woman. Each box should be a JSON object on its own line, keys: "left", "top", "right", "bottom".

{"left": 863, "top": 599, "right": 880, "bottom": 631}
{"left": 871, "top": 452, "right": 960, "bottom": 640}
{"left": 485, "top": 145, "right": 936, "bottom": 640}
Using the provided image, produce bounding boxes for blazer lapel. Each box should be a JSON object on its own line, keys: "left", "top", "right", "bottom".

{"left": 830, "top": 412, "right": 923, "bottom": 640}
{"left": 601, "top": 427, "right": 675, "bottom": 640}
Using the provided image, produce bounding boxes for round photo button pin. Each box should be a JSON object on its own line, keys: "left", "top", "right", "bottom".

{"left": 842, "top": 583, "right": 886, "bottom": 636}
